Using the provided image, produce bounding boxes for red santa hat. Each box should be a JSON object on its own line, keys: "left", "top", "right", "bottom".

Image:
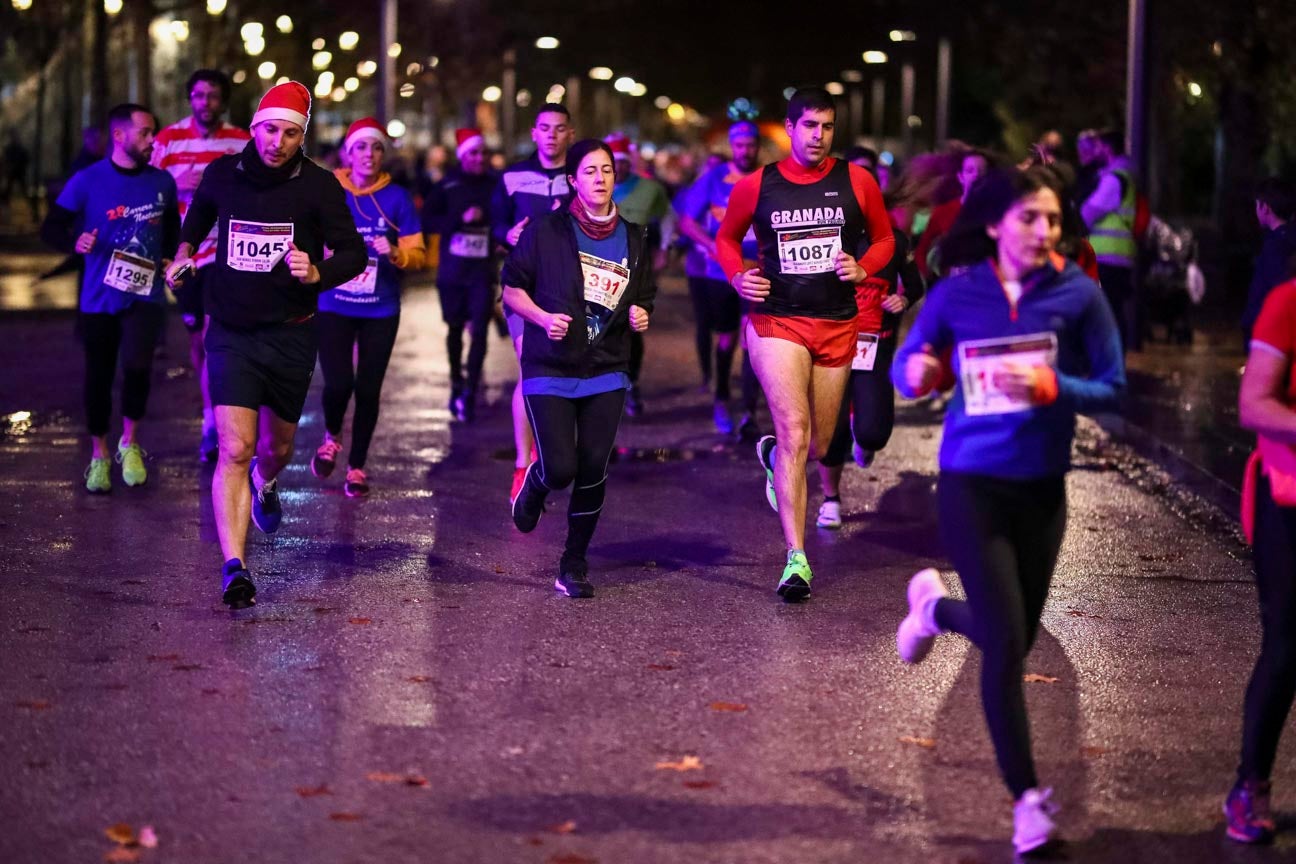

{"left": 252, "top": 81, "right": 311, "bottom": 131}
{"left": 455, "top": 127, "right": 484, "bottom": 158}
{"left": 344, "top": 117, "right": 387, "bottom": 151}
{"left": 604, "top": 132, "right": 632, "bottom": 161}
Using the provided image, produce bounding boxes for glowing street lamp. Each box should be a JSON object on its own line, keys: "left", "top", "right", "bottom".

{"left": 826, "top": 81, "right": 845, "bottom": 96}
{"left": 240, "top": 22, "right": 263, "bottom": 41}
{"left": 889, "top": 29, "right": 916, "bottom": 42}
{"left": 613, "top": 76, "right": 635, "bottom": 93}
{"left": 104, "top": 0, "right": 123, "bottom": 15}
{"left": 357, "top": 60, "right": 377, "bottom": 77}
{"left": 387, "top": 42, "right": 401, "bottom": 58}
{"left": 339, "top": 31, "right": 359, "bottom": 51}
{"left": 535, "top": 36, "right": 559, "bottom": 50}
{"left": 170, "top": 20, "right": 190, "bottom": 41}
{"left": 275, "top": 15, "right": 292, "bottom": 33}
{"left": 331, "top": 87, "right": 346, "bottom": 102}
{"left": 653, "top": 95, "right": 671, "bottom": 110}
{"left": 387, "top": 119, "right": 406, "bottom": 138}
{"left": 863, "top": 50, "right": 889, "bottom": 64}
{"left": 205, "top": 0, "right": 226, "bottom": 15}
{"left": 257, "top": 61, "right": 276, "bottom": 80}
{"left": 312, "top": 51, "right": 332, "bottom": 71}
{"left": 244, "top": 37, "right": 265, "bottom": 56}
{"left": 13, "top": 0, "right": 33, "bottom": 10}
{"left": 343, "top": 76, "right": 359, "bottom": 93}
{"left": 588, "top": 66, "right": 613, "bottom": 81}
{"left": 666, "top": 103, "right": 686, "bottom": 122}
{"left": 482, "top": 85, "right": 502, "bottom": 103}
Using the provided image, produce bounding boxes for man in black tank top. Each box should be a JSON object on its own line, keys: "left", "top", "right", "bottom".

{"left": 717, "top": 87, "right": 894, "bottom": 602}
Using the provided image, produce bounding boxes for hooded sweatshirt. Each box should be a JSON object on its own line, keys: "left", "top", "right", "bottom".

{"left": 318, "top": 168, "right": 425, "bottom": 318}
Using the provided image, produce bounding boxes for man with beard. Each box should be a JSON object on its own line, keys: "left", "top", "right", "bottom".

{"left": 40, "top": 103, "right": 179, "bottom": 493}
{"left": 151, "top": 70, "right": 251, "bottom": 462}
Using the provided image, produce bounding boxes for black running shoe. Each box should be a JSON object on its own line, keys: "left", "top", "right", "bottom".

{"left": 249, "top": 458, "right": 282, "bottom": 533}
{"left": 221, "top": 564, "right": 257, "bottom": 609}
{"left": 555, "top": 556, "right": 594, "bottom": 598}
{"left": 737, "top": 413, "right": 760, "bottom": 443}
{"left": 511, "top": 463, "right": 545, "bottom": 533}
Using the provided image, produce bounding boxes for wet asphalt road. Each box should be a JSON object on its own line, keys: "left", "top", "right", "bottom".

{"left": 0, "top": 275, "right": 1288, "bottom": 864}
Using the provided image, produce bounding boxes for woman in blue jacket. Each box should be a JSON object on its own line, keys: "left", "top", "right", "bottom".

{"left": 501, "top": 139, "right": 654, "bottom": 599}
{"left": 891, "top": 166, "right": 1125, "bottom": 855}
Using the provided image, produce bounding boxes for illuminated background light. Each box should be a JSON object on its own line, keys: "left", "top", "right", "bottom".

{"left": 588, "top": 66, "right": 613, "bottom": 81}
{"left": 339, "top": 31, "right": 359, "bottom": 51}
{"left": 482, "top": 85, "right": 502, "bottom": 103}
{"left": 535, "top": 36, "right": 559, "bottom": 50}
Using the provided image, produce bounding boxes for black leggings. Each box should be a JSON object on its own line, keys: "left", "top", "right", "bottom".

{"left": 1239, "top": 472, "right": 1296, "bottom": 782}
{"left": 820, "top": 338, "right": 896, "bottom": 467}
{"left": 441, "top": 281, "right": 493, "bottom": 393}
{"left": 688, "top": 276, "right": 740, "bottom": 393}
{"left": 522, "top": 389, "right": 626, "bottom": 561}
{"left": 82, "top": 302, "right": 165, "bottom": 437}
{"left": 933, "top": 472, "right": 1067, "bottom": 799}
{"left": 316, "top": 311, "right": 400, "bottom": 470}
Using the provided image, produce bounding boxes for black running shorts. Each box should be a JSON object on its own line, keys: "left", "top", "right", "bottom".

{"left": 205, "top": 317, "right": 317, "bottom": 423}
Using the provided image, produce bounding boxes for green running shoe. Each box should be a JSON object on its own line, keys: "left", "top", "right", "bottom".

{"left": 756, "top": 435, "right": 778, "bottom": 512}
{"left": 778, "top": 549, "right": 812, "bottom": 602}
{"left": 84, "top": 457, "right": 111, "bottom": 494}
{"left": 117, "top": 441, "right": 147, "bottom": 487}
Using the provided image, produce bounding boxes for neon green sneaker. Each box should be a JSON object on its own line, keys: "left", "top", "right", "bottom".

{"left": 778, "top": 549, "right": 812, "bottom": 602}
{"left": 117, "top": 441, "right": 147, "bottom": 487}
{"left": 84, "top": 457, "right": 111, "bottom": 494}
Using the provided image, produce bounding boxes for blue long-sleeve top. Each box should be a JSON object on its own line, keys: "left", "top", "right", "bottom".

{"left": 892, "top": 256, "right": 1126, "bottom": 478}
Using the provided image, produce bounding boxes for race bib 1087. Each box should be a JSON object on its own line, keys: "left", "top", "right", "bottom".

{"left": 227, "top": 220, "right": 294, "bottom": 273}
{"left": 777, "top": 226, "right": 842, "bottom": 275}
{"left": 958, "top": 331, "right": 1058, "bottom": 416}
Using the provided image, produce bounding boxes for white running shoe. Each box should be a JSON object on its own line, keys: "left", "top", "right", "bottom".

{"left": 1013, "top": 787, "right": 1059, "bottom": 854}
{"left": 816, "top": 500, "right": 842, "bottom": 529}
{"left": 896, "top": 568, "right": 947, "bottom": 664}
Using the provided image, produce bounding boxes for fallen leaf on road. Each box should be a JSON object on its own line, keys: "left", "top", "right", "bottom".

{"left": 645, "top": 664, "right": 675, "bottom": 671}
{"left": 683, "top": 780, "right": 717, "bottom": 789}
{"left": 709, "top": 702, "right": 748, "bottom": 713}
{"left": 547, "top": 855, "right": 597, "bottom": 864}
{"left": 103, "top": 849, "right": 140, "bottom": 863}
{"left": 172, "top": 664, "right": 203, "bottom": 672}
{"left": 655, "top": 755, "right": 703, "bottom": 772}
{"left": 408, "top": 675, "right": 431, "bottom": 683}
{"left": 201, "top": 688, "right": 220, "bottom": 696}
{"left": 104, "top": 823, "right": 135, "bottom": 844}
{"left": 1080, "top": 746, "right": 1112, "bottom": 757}
{"left": 547, "top": 820, "right": 577, "bottom": 834}
{"left": 404, "top": 775, "right": 430, "bottom": 787}
{"left": 312, "top": 607, "right": 336, "bottom": 614}
{"left": 1023, "top": 674, "right": 1059, "bottom": 684}
{"left": 366, "top": 771, "right": 405, "bottom": 783}
{"left": 295, "top": 784, "right": 333, "bottom": 798}
{"left": 348, "top": 617, "right": 372, "bottom": 625}
{"left": 15, "top": 700, "right": 50, "bottom": 710}
{"left": 137, "top": 826, "right": 158, "bottom": 849}
{"left": 898, "top": 736, "right": 936, "bottom": 749}
{"left": 328, "top": 812, "right": 363, "bottom": 822}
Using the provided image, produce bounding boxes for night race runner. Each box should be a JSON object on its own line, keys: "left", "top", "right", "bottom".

{"left": 675, "top": 120, "right": 762, "bottom": 435}
{"left": 814, "top": 150, "right": 925, "bottom": 529}
{"left": 606, "top": 132, "right": 672, "bottom": 416}
{"left": 892, "top": 166, "right": 1124, "bottom": 854}
{"left": 41, "top": 103, "right": 179, "bottom": 493}
{"left": 165, "top": 82, "right": 366, "bottom": 608}
{"left": 503, "top": 139, "right": 654, "bottom": 599}
{"left": 716, "top": 88, "right": 894, "bottom": 601}
{"left": 493, "top": 104, "right": 574, "bottom": 503}
{"left": 423, "top": 127, "right": 496, "bottom": 422}
{"left": 310, "top": 118, "right": 425, "bottom": 497}
{"left": 1223, "top": 276, "right": 1296, "bottom": 844}
{"left": 150, "top": 69, "right": 250, "bottom": 462}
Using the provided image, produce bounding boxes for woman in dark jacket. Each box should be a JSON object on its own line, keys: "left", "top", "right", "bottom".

{"left": 501, "top": 139, "right": 654, "bottom": 598}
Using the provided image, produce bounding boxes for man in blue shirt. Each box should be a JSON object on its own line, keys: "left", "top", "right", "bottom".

{"left": 41, "top": 103, "right": 179, "bottom": 494}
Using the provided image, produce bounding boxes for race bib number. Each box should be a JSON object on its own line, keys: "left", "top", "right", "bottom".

{"left": 339, "top": 256, "right": 379, "bottom": 294}
{"left": 103, "top": 250, "right": 156, "bottom": 295}
{"left": 580, "top": 252, "right": 630, "bottom": 310}
{"left": 227, "top": 220, "right": 293, "bottom": 273}
{"left": 777, "top": 226, "right": 842, "bottom": 274}
{"left": 852, "top": 332, "right": 880, "bottom": 372}
{"left": 449, "top": 231, "right": 489, "bottom": 259}
{"left": 958, "top": 331, "right": 1058, "bottom": 416}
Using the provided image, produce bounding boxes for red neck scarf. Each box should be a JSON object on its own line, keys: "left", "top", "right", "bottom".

{"left": 569, "top": 197, "right": 620, "bottom": 240}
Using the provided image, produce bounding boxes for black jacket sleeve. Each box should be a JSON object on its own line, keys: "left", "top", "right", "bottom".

{"left": 895, "top": 230, "right": 925, "bottom": 308}
{"left": 181, "top": 167, "right": 219, "bottom": 251}
{"left": 40, "top": 203, "right": 80, "bottom": 255}
{"left": 313, "top": 173, "right": 368, "bottom": 292}
{"left": 500, "top": 216, "right": 539, "bottom": 294}
{"left": 490, "top": 174, "right": 514, "bottom": 249}
{"left": 631, "top": 225, "right": 657, "bottom": 314}
{"left": 161, "top": 202, "right": 181, "bottom": 260}
{"left": 421, "top": 181, "right": 450, "bottom": 236}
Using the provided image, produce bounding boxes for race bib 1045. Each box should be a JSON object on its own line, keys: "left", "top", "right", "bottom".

{"left": 777, "top": 226, "right": 841, "bottom": 275}
{"left": 227, "top": 220, "right": 294, "bottom": 273}
{"left": 103, "top": 249, "right": 156, "bottom": 295}
{"left": 580, "top": 252, "right": 630, "bottom": 310}
{"left": 958, "top": 331, "right": 1058, "bottom": 416}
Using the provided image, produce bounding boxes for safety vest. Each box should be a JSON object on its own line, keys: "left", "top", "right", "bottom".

{"left": 1089, "top": 168, "right": 1137, "bottom": 268}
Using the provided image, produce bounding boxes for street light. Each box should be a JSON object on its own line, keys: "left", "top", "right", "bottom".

{"left": 257, "top": 61, "right": 276, "bottom": 80}
{"left": 104, "top": 0, "right": 122, "bottom": 15}
{"left": 842, "top": 70, "right": 864, "bottom": 83}
{"left": 170, "top": 20, "right": 190, "bottom": 41}
{"left": 666, "top": 103, "right": 685, "bottom": 122}
{"left": 482, "top": 85, "right": 502, "bottom": 103}
{"left": 331, "top": 87, "right": 346, "bottom": 101}
{"left": 588, "top": 67, "right": 613, "bottom": 81}
{"left": 12, "top": 0, "right": 32, "bottom": 9}
{"left": 889, "top": 29, "right": 916, "bottom": 42}
{"left": 653, "top": 95, "right": 671, "bottom": 110}
{"left": 244, "top": 37, "right": 265, "bottom": 56}
{"left": 312, "top": 51, "right": 332, "bottom": 71}
{"left": 628, "top": 82, "right": 647, "bottom": 97}
{"left": 387, "top": 42, "right": 401, "bottom": 58}
{"left": 357, "top": 60, "right": 377, "bottom": 77}
{"left": 240, "top": 22, "right": 263, "bottom": 41}
{"left": 547, "top": 84, "right": 565, "bottom": 102}
{"left": 275, "top": 15, "right": 292, "bottom": 34}
{"left": 826, "top": 81, "right": 845, "bottom": 96}
{"left": 205, "top": 0, "right": 226, "bottom": 15}
{"left": 613, "top": 76, "right": 635, "bottom": 93}
{"left": 387, "top": 119, "right": 406, "bottom": 138}
{"left": 344, "top": 76, "right": 359, "bottom": 93}
{"left": 399, "top": 83, "right": 416, "bottom": 98}
{"left": 535, "top": 36, "right": 559, "bottom": 50}
{"left": 339, "top": 31, "right": 359, "bottom": 51}
{"left": 863, "top": 51, "right": 888, "bottom": 64}
{"left": 312, "top": 37, "right": 325, "bottom": 50}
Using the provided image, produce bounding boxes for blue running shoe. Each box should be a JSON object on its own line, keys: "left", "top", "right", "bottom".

{"left": 249, "top": 458, "right": 282, "bottom": 534}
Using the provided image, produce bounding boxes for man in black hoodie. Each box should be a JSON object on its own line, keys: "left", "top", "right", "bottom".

{"left": 165, "top": 82, "right": 366, "bottom": 608}
{"left": 1242, "top": 178, "right": 1296, "bottom": 344}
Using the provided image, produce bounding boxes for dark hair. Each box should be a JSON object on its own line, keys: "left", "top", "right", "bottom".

{"left": 186, "top": 69, "right": 232, "bottom": 103}
{"left": 843, "top": 146, "right": 878, "bottom": 169}
{"left": 534, "top": 103, "right": 571, "bottom": 123}
{"left": 107, "top": 103, "right": 153, "bottom": 131}
{"left": 786, "top": 87, "right": 835, "bottom": 124}
{"left": 1096, "top": 128, "right": 1124, "bottom": 154}
{"left": 566, "top": 138, "right": 614, "bottom": 178}
{"left": 1256, "top": 178, "right": 1296, "bottom": 222}
{"left": 959, "top": 149, "right": 992, "bottom": 172}
{"left": 937, "top": 167, "right": 1064, "bottom": 270}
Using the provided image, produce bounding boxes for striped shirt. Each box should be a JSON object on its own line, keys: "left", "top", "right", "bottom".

{"left": 151, "top": 117, "right": 250, "bottom": 268}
